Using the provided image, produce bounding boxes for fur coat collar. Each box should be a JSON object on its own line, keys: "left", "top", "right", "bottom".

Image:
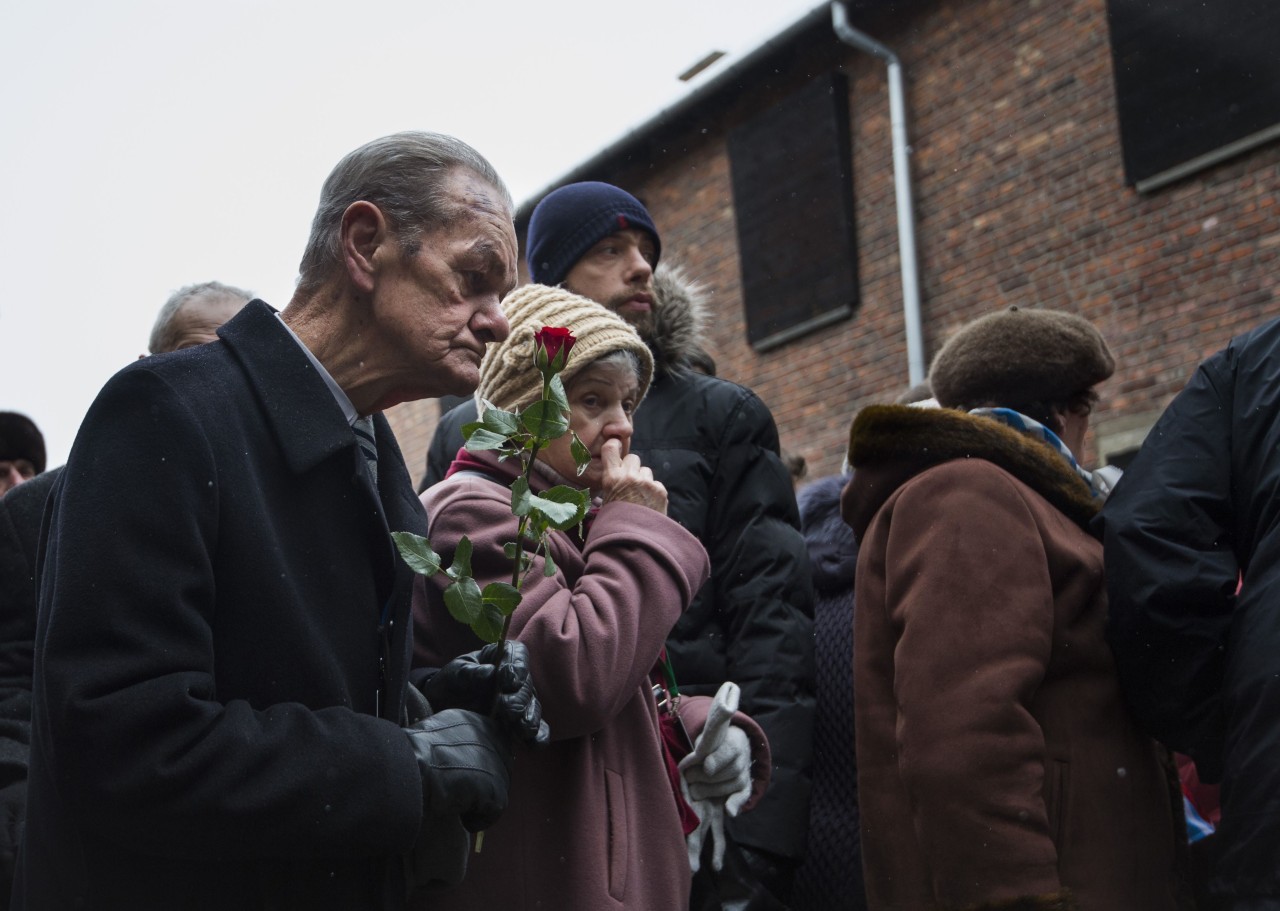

{"left": 842, "top": 404, "right": 1100, "bottom": 541}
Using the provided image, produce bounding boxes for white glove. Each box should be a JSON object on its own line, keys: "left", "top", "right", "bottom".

{"left": 683, "top": 793, "right": 724, "bottom": 873}
{"left": 679, "top": 682, "right": 753, "bottom": 872}
{"left": 683, "top": 726, "right": 751, "bottom": 808}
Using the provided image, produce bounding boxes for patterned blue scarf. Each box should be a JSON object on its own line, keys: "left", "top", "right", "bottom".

{"left": 969, "top": 407, "right": 1106, "bottom": 500}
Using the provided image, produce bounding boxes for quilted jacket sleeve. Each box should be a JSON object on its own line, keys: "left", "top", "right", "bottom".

{"left": 1096, "top": 351, "right": 1238, "bottom": 779}
{"left": 702, "top": 388, "right": 815, "bottom": 854}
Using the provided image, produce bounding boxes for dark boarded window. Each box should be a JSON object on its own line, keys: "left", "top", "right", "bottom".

{"left": 1108, "top": 0, "right": 1280, "bottom": 191}
{"left": 728, "top": 72, "right": 857, "bottom": 351}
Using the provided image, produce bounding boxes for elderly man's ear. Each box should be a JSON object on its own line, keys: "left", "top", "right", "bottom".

{"left": 341, "top": 200, "right": 393, "bottom": 294}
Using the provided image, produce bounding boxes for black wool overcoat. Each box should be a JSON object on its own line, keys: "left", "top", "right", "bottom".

{"left": 14, "top": 301, "right": 429, "bottom": 910}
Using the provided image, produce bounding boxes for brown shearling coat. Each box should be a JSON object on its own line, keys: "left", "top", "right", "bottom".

{"left": 841, "top": 405, "right": 1186, "bottom": 911}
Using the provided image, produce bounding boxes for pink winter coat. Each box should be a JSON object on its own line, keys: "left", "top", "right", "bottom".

{"left": 411, "top": 451, "right": 770, "bottom": 911}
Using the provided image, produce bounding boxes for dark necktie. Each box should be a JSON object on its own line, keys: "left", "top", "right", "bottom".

{"left": 353, "top": 415, "right": 378, "bottom": 488}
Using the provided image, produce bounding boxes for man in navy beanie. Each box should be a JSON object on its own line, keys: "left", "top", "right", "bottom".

{"left": 423, "top": 181, "right": 815, "bottom": 910}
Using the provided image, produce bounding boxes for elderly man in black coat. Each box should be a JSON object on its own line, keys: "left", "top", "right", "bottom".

{"left": 14, "top": 132, "right": 545, "bottom": 910}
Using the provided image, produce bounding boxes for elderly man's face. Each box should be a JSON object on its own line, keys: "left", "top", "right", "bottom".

{"left": 0, "top": 459, "right": 36, "bottom": 495}
{"left": 369, "top": 169, "right": 516, "bottom": 405}
{"left": 563, "top": 228, "right": 658, "bottom": 337}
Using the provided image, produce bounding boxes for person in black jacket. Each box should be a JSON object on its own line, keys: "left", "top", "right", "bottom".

{"left": 0, "top": 282, "right": 253, "bottom": 910}
{"left": 0, "top": 469, "right": 58, "bottom": 911}
{"left": 15, "top": 132, "right": 546, "bottom": 910}
{"left": 423, "top": 181, "right": 815, "bottom": 908}
{"left": 1098, "top": 314, "right": 1280, "bottom": 910}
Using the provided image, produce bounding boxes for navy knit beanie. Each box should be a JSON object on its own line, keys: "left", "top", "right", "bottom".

{"left": 526, "top": 182, "right": 661, "bottom": 286}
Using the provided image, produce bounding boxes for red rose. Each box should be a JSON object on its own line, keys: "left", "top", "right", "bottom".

{"left": 534, "top": 326, "right": 576, "bottom": 373}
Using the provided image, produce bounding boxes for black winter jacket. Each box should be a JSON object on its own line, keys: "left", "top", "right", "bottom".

{"left": 423, "top": 266, "right": 816, "bottom": 864}
{"left": 1098, "top": 314, "right": 1280, "bottom": 901}
{"left": 0, "top": 467, "right": 60, "bottom": 909}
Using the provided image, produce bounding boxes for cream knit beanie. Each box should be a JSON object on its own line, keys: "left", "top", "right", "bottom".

{"left": 475, "top": 284, "right": 655, "bottom": 413}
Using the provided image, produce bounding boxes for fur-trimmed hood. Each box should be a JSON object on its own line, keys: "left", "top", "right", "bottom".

{"left": 648, "top": 262, "right": 711, "bottom": 376}
{"left": 842, "top": 404, "right": 1100, "bottom": 540}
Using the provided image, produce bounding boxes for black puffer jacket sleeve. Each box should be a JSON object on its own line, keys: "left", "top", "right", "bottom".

{"left": 661, "top": 377, "right": 816, "bottom": 860}
{"left": 1097, "top": 338, "right": 1243, "bottom": 781}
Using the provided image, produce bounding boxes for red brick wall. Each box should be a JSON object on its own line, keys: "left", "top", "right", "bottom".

{"left": 391, "top": 0, "right": 1279, "bottom": 485}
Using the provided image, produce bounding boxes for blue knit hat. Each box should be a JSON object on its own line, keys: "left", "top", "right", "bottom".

{"left": 526, "top": 182, "right": 661, "bottom": 286}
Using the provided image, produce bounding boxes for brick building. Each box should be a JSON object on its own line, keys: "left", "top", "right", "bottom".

{"left": 388, "top": 0, "right": 1280, "bottom": 485}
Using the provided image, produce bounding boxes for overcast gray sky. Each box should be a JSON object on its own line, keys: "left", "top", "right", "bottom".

{"left": 0, "top": 0, "right": 825, "bottom": 465}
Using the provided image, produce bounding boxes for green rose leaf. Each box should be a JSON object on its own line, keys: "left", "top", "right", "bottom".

{"left": 392, "top": 532, "right": 442, "bottom": 576}
{"left": 443, "top": 576, "right": 483, "bottom": 627}
{"left": 480, "top": 404, "right": 522, "bottom": 437}
{"left": 471, "top": 598, "right": 507, "bottom": 644}
{"left": 533, "top": 485, "right": 591, "bottom": 530}
{"left": 548, "top": 374, "right": 569, "bottom": 412}
{"left": 521, "top": 400, "right": 570, "bottom": 441}
{"left": 542, "top": 547, "right": 557, "bottom": 578}
{"left": 510, "top": 476, "right": 533, "bottom": 517}
{"left": 570, "top": 433, "right": 590, "bottom": 475}
{"left": 482, "top": 581, "right": 521, "bottom": 617}
{"left": 463, "top": 427, "right": 511, "bottom": 452}
{"left": 445, "top": 536, "right": 474, "bottom": 582}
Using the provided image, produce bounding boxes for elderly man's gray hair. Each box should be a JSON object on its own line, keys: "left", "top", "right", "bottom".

{"left": 150, "top": 281, "right": 254, "bottom": 355}
{"left": 295, "top": 131, "right": 513, "bottom": 294}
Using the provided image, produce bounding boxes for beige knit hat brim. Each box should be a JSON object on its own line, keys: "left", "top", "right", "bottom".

{"left": 475, "top": 284, "right": 655, "bottom": 414}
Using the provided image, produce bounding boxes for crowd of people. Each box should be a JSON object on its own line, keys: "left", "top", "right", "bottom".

{"left": 0, "top": 128, "right": 1273, "bottom": 911}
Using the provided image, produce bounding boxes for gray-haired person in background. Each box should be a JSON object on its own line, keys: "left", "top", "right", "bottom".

{"left": 147, "top": 281, "right": 255, "bottom": 355}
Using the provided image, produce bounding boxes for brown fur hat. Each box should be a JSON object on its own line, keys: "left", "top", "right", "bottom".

{"left": 929, "top": 306, "right": 1114, "bottom": 410}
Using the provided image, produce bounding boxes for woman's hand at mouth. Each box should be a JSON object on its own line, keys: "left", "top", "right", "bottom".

{"left": 599, "top": 438, "right": 667, "bottom": 514}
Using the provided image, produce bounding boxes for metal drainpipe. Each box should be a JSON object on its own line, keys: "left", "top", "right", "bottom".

{"left": 831, "top": 1, "right": 926, "bottom": 385}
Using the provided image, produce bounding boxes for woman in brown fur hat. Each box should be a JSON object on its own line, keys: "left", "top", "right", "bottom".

{"left": 840, "top": 306, "right": 1190, "bottom": 911}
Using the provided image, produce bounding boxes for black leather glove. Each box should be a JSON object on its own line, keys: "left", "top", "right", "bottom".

{"left": 404, "top": 709, "right": 513, "bottom": 832}
{"left": 420, "top": 641, "right": 550, "bottom": 746}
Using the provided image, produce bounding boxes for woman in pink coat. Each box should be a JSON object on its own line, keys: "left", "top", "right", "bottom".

{"left": 411, "top": 284, "right": 770, "bottom": 911}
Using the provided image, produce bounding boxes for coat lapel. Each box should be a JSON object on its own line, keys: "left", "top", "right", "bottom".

{"left": 218, "top": 301, "right": 429, "bottom": 721}
{"left": 217, "top": 301, "right": 356, "bottom": 477}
